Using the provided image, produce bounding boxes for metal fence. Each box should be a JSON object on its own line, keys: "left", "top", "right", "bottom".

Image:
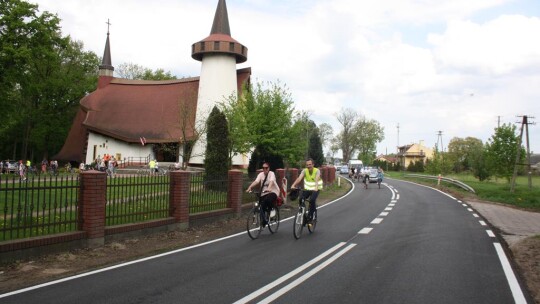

{"left": 106, "top": 174, "right": 170, "bottom": 226}
{"left": 0, "top": 174, "right": 80, "bottom": 241}
{"left": 189, "top": 172, "right": 228, "bottom": 213}
{"left": 404, "top": 173, "right": 476, "bottom": 193}
{"left": 1, "top": 170, "right": 247, "bottom": 242}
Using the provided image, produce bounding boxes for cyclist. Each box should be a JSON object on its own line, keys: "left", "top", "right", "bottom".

{"left": 246, "top": 162, "right": 280, "bottom": 227}
{"left": 377, "top": 168, "right": 384, "bottom": 187}
{"left": 290, "top": 158, "right": 323, "bottom": 223}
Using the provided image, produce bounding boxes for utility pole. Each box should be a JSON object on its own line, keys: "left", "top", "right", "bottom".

{"left": 436, "top": 130, "right": 444, "bottom": 152}
{"left": 510, "top": 115, "right": 535, "bottom": 192}
{"left": 397, "top": 123, "right": 401, "bottom": 170}
{"left": 436, "top": 130, "right": 445, "bottom": 173}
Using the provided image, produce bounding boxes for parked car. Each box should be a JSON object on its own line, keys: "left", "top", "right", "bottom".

{"left": 339, "top": 165, "right": 349, "bottom": 174}
{"left": 2, "top": 160, "right": 18, "bottom": 174}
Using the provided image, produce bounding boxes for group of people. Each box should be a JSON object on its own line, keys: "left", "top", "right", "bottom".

{"left": 94, "top": 154, "right": 118, "bottom": 177}
{"left": 246, "top": 158, "right": 321, "bottom": 227}
{"left": 350, "top": 166, "right": 384, "bottom": 189}
{"left": 1, "top": 159, "right": 60, "bottom": 180}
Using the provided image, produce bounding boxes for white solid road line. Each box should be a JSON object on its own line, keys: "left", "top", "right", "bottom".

{"left": 233, "top": 242, "right": 349, "bottom": 304}
{"left": 257, "top": 243, "right": 357, "bottom": 304}
{"left": 494, "top": 243, "right": 527, "bottom": 304}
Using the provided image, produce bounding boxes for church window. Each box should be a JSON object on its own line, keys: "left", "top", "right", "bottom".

{"left": 214, "top": 41, "right": 220, "bottom": 50}
{"left": 200, "top": 42, "right": 205, "bottom": 51}
{"left": 229, "top": 42, "right": 234, "bottom": 52}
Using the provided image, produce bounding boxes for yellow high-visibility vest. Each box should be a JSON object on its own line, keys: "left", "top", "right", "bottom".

{"left": 304, "top": 168, "right": 323, "bottom": 190}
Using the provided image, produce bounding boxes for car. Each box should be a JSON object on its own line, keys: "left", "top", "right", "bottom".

{"left": 2, "top": 160, "right": 18, "bottom": 174}
{"left": 339, "top": 165, "right": 349, "bottom": 174}
{"left": 367, "top": 168, "right": 379, "bottom": 183}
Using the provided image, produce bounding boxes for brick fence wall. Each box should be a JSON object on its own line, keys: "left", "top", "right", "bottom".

{"left": 0, "top": 166, "right": 337, "bottom": 261}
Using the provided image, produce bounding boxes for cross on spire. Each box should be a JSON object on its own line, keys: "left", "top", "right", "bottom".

{"left": 106, "top": 19, "right": 111, "bottom": 34}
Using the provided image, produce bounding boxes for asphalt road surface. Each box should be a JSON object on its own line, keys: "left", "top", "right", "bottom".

{"left": 0, "top": 178, "right": 530, "bottom": 303}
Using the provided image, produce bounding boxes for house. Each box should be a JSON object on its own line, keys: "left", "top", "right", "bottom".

{"left": 375, "top": 154, "right": 398, "bottom": 165}
{"left": 397, "top": 142, "right": 434, "bottom": 168}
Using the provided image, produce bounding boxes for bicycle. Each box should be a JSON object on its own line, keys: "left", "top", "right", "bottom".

{"left": 292, "top": 189, "right": 317, "bottom": 239}
{"left": 246, "top": 191, "right": 280, "bottom": 239}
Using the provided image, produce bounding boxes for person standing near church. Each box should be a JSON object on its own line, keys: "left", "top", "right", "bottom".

{"left": 18, "top": 160, "right": 26, "bottom": 181}
{"left": 149, "top": 159, "right": 156, "bottom": 176}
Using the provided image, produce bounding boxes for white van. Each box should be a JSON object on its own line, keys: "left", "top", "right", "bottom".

{"left": 348, "top": 159, "right": 363, "bottom": 171}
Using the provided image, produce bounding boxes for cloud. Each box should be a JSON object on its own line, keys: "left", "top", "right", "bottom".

{"left": 429, "top": 15, "right": 540, "bottom": 75}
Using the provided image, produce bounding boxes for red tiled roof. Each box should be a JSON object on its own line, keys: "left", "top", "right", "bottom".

{"left": 54, "top": 67, "right": 251, "bottom": 162}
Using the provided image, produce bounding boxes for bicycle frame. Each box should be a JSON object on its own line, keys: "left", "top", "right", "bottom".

{"left": 293, "top": 189, "right": 317, "bottom": 239}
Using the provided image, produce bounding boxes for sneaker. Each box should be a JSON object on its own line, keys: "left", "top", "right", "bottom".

{"left": 308, "top": 223, "right": 313, "bottom": 229}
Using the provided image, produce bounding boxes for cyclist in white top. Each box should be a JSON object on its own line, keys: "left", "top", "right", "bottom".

{"left": 246, "top": 162, "right": 280, "bottom": 226}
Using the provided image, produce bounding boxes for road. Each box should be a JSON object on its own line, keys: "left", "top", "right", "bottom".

{"left": 0, "top": 178, "right": 530, "bottom": 303}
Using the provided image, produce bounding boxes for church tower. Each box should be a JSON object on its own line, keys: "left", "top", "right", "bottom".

{"left": 98, "top": 21, "right": 114, "bottom": 88}
{"left": 190, "top": 0, "right": 248, "bottom": 164}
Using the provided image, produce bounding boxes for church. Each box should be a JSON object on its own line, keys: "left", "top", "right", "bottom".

{"left": 55, "top": 0, "right": 251, "bottom": 167}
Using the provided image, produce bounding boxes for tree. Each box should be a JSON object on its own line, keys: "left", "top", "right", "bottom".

{"left": 355, "top": 117, "right": 384, "bottom": 165}
{"left": 485, "top": 124, "right": 525, "bottom": 182}
{"left": 425, "top": 147, "right": 452, "bottom": 175}
{"left": 318, "top": 123, "right": 334, "bottom": 149}
{"left": 470, "top": 143, "right": 491, "bottom": 181}
{"left": 204, "top": 106, "right": 229, "bottom": 178}
{"left": 219, "top": 90, "right": 253, "bottom": 167}
{"left": 335, "top": 109, "right": 358, "bottom": 163}
{"left": 175, "top": 94, "right": 206, "bottom": 169}
{"left": 334, "top": 108, "right": 385, "bottom": 164}
{"left": 0, "top": 0, "right": 99, "bottom": 161}
{"left": 308, "top": 128, "right": 324, "bottom": 166}
{"left": 116, "top": 62, "right": 176, "bottom": 80}
{"left": 240, "top": 81, "right": 296, "bottom": 171}
{"left": 447, "top": 137, "right": 484, "bottom": 173}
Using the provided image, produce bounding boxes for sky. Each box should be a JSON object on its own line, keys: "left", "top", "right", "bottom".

{"left": 32, "top": 0, "right": 540, "bottom": 157}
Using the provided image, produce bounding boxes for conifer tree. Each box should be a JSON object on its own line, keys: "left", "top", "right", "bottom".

{"left": 205, "top": 106, "right": 230, "bottom": 179}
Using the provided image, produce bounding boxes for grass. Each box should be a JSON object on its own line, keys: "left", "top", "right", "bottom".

{"left": 385, "top": 171, "right": 540, "bottom": 211}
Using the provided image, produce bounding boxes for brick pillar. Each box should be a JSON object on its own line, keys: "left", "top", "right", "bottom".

{"left": 170, "top": 170, "right": 190, "bottom": 230}
{"left": 321, "top": 166, "right": 328, "bottom": 187}
{"left": 228, "top": 170, "right": 243, "bottom": 216}
{"left": 276, "top": 168, "right": 286, "bottom": 195}
{"left": 329, "top": 166, "right": 336, "bottom": 184}
{"left": 79, "top": 170, "right": 107, "bottom": 247}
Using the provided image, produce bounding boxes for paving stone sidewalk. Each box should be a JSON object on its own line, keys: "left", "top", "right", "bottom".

{"left": 468, "top": 201, "right": 540, "bottom": 246}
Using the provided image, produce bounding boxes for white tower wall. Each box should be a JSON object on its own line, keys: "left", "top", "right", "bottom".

{"left": 190, "top": 54, "right": 238, "bottom": 165}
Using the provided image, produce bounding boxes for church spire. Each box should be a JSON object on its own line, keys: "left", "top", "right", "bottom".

{"left": 210, "top": 0, "right": 231, "bottom": 35}
{"left": 99, "top": 19, "right": 114, "bottom": 76}
{"left": 191, "top": 0, "right": 247, "bottom": 63}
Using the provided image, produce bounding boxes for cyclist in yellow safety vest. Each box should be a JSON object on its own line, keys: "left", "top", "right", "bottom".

{"left": 291, "top": 158, "right": 323, "bottom": 222}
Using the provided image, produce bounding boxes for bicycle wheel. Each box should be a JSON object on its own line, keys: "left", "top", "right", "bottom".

{"left": 246, "top": 207, "right": 262, "bottom": 239}
{"left": 293, "top": 207, "right": 304, "bottom": 239}
{"left": 267, "top": 207, "right": 280, "bottom": 234}
{"left": 308, "top": 209, "right": 317, "bottom": 233}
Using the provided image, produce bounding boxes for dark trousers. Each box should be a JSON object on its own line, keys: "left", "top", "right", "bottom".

{"left": 260, "top": 193, "right": 277, "bottom": 222}
{"left": 302, "top": 190, "right": 319, "bottom": 219}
